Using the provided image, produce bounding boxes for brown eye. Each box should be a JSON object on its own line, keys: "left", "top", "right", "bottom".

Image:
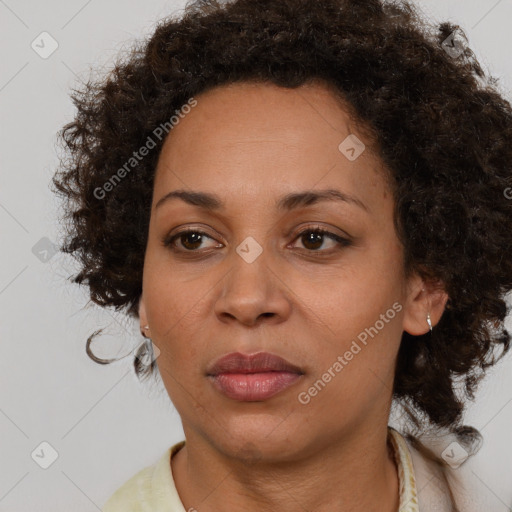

{"left": 163, "top": 229, "right": 221, "bottom": 252}
{"left": 177, "top": 231, "right": 204, "bottom": 250}
{"left": 291, "top": 227, "right": 351, "bottom": 252}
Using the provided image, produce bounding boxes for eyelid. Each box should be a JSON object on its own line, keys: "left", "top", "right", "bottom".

{"left": 287, "top": 225, "right": 352, "bottom": 253}
{"left": 287, "top": 223, "right": 352, "bottom": 243}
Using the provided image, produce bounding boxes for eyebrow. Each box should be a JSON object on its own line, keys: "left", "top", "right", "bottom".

{"left": 155, "top": 188, "right": 369, "bottom": 213}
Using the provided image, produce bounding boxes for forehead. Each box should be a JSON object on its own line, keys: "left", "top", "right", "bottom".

{"left": 153, "top": 80, "right": 389, "bottom": 212}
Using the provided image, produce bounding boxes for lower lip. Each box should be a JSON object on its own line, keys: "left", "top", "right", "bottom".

{"left": 209, "top": 372, "right": 302, "bottom": 401}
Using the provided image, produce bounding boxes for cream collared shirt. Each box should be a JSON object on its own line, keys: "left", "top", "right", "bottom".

{"left": 102, "top": 427, "right": 421, "bottom": 512}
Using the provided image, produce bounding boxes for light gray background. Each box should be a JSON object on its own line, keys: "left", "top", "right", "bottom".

{"left": 1, "top": 0, "right": 511, "bottom": 510}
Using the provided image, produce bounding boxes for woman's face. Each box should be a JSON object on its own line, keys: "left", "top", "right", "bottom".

{"left": 139, "top": 80, "right": 428, "bottom": 460}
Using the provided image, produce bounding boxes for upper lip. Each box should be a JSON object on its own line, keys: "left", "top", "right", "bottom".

{"left": 206, "top": 352, "right": 304, "bottom": 376}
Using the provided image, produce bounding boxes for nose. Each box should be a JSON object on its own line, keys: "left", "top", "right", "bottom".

{"left": 213, "top": 248, "right": 292, "bottom": 327}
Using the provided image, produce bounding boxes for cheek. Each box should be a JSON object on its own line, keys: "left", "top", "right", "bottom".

{"left": 302, "top": 254, "right": 403, "bottom": 337}
{"left": 293, "top": 250, "right": 404, "bottom": 386}
{"left": 142, "top": 265, "right": 210, "bottom": 377}
{"left": 301, "top": 306, "right": 403, "bottom": 416}
{"left": 143, "top": 247, "right": 199, "bottom": 325}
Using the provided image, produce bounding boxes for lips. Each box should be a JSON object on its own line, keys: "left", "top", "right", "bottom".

{"left": 206, "top": 352, "right": 304, "bottom": 401}
{"left": 206, "top": 351, "right": 303, "bottom": 376}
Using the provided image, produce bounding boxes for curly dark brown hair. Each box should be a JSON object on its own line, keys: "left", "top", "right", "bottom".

{"left": 52, "top": 0, "right": 512, "bottom": 439}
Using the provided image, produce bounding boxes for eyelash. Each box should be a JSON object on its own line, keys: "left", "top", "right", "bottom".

{"left": 162, "top": 226, "right": 352, "bottom": 255}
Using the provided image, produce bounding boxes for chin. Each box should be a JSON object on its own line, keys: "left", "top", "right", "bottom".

{"left": 203, "top": 416, "right": 312, "bottom": 463}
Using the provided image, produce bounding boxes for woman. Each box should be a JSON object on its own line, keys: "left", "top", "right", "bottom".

{"left": 52, "top": 0, "right": 512, "bottom": 510}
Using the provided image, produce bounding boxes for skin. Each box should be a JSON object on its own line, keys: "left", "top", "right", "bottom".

{"left": 138, "top": 80, "right": 448, "bottom": 512}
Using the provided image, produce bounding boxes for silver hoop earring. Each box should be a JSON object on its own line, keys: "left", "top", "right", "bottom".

{"left": 426, "top": 313, "right": 432, "bottom": 333}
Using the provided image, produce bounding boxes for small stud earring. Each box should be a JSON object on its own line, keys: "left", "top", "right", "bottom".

{"left": 426, "top": 313, "right": 432, "bottom": 333}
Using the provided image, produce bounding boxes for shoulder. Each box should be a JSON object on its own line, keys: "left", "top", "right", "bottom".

{"left": 402, "top": 431, "right": 505, "bottom": 512}
{"left": 102, "top": 463, "right": 156, "bottom": 512}
{"left": 102, "top": 441, "right": 186, "bottom": 512}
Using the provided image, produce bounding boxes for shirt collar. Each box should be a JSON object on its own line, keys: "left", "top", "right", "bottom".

{"left": 388, "top": 427, "right": 420, "bottom": 512}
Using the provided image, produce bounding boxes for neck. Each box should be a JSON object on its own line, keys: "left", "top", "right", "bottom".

{"left": 172, "top": 422, "right": 399, "bottom": 512}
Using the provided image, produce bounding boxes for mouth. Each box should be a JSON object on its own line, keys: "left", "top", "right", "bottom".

{"left": 206, "top": 352, "right": 304, "bottom": 401}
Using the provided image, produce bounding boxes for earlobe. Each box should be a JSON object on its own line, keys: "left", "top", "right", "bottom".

{"left": 402, "top": 277, "right": 449, "bottom": 336}
{"left": 138, "top": 295, "right": 149, "bottom": 335}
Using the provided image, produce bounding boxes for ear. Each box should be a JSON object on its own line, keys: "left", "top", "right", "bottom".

{"left": 138, "top": 294, "right": 149, "bottom": 335}
{"left": 402, "top": 273, "right": 449, "bottom": 336}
